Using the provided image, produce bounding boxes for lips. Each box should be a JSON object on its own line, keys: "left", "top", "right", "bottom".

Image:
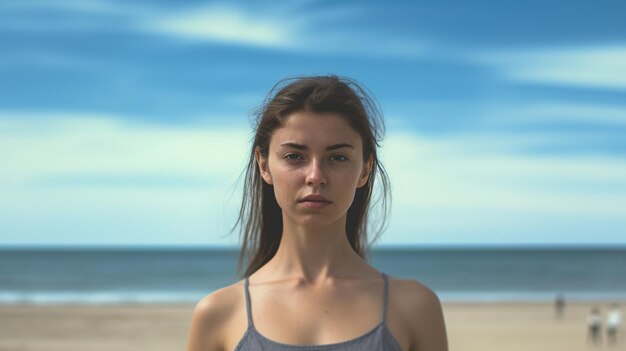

{"left": 298, "top": 194, "right": 332, "bottom": 203}
{"left": 298, "top": 194, "right": 332, "bottom": 209}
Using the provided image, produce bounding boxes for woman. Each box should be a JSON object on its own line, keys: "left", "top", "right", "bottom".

{"left": 187, "top": 75, "right": 448, "bottom": 351}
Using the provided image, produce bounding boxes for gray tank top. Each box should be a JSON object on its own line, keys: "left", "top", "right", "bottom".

{"left": 234, "top": 272, "right": 403, "bottom": 351}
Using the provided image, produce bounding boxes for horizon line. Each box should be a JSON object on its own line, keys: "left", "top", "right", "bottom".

{"left": 2, "top": 243, "right": 626, "bottom": 250}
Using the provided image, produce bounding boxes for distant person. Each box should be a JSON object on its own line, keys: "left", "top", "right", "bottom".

{"left": 606, "top": 303, "right": 622, "bottom": 345}
{"left": 554, "top": 293, "right": 566, "bottom": 320}
{"left": 587, "top": 306, "right": 603, "bottom": 346}
{"left": 186, "top": 75, "right": 448, "bottom": 351}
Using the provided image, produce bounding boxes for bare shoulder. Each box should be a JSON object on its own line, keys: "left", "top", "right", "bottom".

{"left": 388, "top": 276, "right": 448, "bottom": 351}
{"left": 388, "top": 276, "right": 441, "bottom": 308}
{"left": 187, "top": 281, "right": 244, "bottom": 351}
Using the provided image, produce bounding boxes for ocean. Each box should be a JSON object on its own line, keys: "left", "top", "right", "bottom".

{"left": 1, "top": 247, "right": 625, "bottom": 304}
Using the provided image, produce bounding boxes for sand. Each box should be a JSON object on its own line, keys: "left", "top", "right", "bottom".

{"left": 443, "top": 302, "right": 623, "bottom": 351}
{"left": 0, "top": 302, "right": 623, "bottom": 351}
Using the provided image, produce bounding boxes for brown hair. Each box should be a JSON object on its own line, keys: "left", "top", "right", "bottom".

{"left": 233, "top": 75, "right": 391, "bottom": 278}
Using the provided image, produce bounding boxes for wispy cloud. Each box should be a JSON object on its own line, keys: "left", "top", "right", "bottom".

{"left": 380, "top": 130, "right": 626, "bottom": 243}
{"left": 2, "top": 0, "right": 426, "bottom": 58}
{"left": 0, "top": 0, "right": 154, "bottom": 32}
{"left": 141, "top": 2, "right": 427, "bottom": 57}
{"left": 385, "top": 100, "right": 626, "bottom": 152}
{"left": 1, "top": 113, "right": 624, "bottom": 245}
{"left": 476, "top": 45, "right": 626, "bottom": 90}
{"left": 0, "top": 112, "right": 250, "bottom": 187}
{"left": 0, "top": 112, "right": 248, "bottom": 245}
{"left": 143, "top": 4, "right": 295, "bottom": 49}
{"left": 382, "top": 132, "right": 626, "bottom": 216}
{"left": 0, "top": 0, "right": 129, "bottom": 15}
{"left": 494, "top": 102, "right": 626, "bottom": 126}
{"left": 2, "top": 0, "right": 625, "bottom": 246}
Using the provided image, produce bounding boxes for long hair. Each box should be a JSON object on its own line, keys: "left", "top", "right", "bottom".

{"left": 232, "top": 75, "right": 391, "bottom": 278}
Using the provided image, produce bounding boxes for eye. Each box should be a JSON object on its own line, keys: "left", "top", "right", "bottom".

{"left": 329, "top": 154, "right": 348, "bottom": 161}
{"left": 283, "top": 153, "right": 303, "bottom": 161}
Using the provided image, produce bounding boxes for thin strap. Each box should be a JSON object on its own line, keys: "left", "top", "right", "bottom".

{"left": 244, "top": 276, "right": 253, "bottom": 327}
{"left": 381, "top": 272, "right": 388, "bottom": 324}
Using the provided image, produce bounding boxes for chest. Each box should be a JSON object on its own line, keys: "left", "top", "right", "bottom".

{"left": 222, "top": 284, "right": 411, "bottom": 351}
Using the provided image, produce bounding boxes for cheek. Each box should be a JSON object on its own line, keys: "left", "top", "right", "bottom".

{"left": 333, "top": 172, "right": 361, "bottom": 199}
{"left": 267, "top": 164, "right": 297, "bottom": 203}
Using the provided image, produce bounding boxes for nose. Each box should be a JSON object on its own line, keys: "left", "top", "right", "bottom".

{"left": 305, "top": 159, "right": 327, "bottom": 187}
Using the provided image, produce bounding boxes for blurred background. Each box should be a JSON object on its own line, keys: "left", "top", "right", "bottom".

{"left": 1, "top": 0, "right": 626, "bottom": 341}
{"left": 1, "top": 1, "right": 625, "bottom": 350}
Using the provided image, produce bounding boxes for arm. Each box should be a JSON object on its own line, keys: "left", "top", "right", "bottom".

{"left": 187, "top": 294, "right": 226, "bottom": 351}
{"left": 407, "top": 283, "right": 448, "bottom": 351}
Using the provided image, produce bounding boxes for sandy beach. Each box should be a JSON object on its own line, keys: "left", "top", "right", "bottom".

{"left": 0, "top": 302, "right": 623, "bottom": 351}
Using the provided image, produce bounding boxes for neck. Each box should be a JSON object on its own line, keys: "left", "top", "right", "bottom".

{"left": 261, "top": 215, "right": 367, "bottom": 285}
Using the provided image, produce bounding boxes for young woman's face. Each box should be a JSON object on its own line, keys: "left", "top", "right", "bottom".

{"left": 256, "top": 110, "right": 372, "bottom": 229}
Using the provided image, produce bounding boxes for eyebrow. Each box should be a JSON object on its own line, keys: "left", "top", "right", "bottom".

{"left": 279, "top": 142, "right": 354, "bottom": 151}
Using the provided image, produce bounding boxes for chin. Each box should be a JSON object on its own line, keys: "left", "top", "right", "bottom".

{"left": 293, "top": 213, "right": 347, "bottom": 230}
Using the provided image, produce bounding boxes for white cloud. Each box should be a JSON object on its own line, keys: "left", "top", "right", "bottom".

{"left": 0, "top": 0, "right": 156, "bottom": 33}
{"left": 144, "top": 4, "right": 295, "bottom": 48}
{"left": 381, "top": 132, "right": 626, "bottom": 216}
{"left": 0, "top": 112, "right": 249, "bottom": 246}
{"left": 1, "top": 112, "right": 625, "bottom": 245}
{"left": 0, "top": 112, "right": 251, "bottom": 186}
{"left": 477, "top": 45, "right": 626, "bottom": 90}
{"left": 482, "top": 101, "right": 626, "bottom": 126}
{"left": 3, "top": 0, "right": 426, "bottom": 58}
{"left": 139, "top": 3, "right": 426, "bottom": 57}
{"left": 379, "top": 131, "right": 626, "bottom": 245}
{"left": 0, "top": 0, "right": 128, "bottom": 15}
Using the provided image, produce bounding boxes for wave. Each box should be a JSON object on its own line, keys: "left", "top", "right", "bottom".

{"left": 2, "top": 290, "right": 626, "bottom": 305}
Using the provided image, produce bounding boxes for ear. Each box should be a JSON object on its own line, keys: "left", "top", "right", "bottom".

{"left": 357, "top": 154, "right": 373, "bottom": 188}
{"left": 255, "top": 147, "right": 273, "bottom": 185}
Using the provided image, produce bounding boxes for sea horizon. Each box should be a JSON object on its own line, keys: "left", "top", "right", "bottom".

{"left": 2, "top": 246, "right": 625, "bottom": 304}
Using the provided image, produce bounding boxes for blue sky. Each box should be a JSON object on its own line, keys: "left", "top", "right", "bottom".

{"left": 1, "top": 0, "right": 625, "bottom": 247}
